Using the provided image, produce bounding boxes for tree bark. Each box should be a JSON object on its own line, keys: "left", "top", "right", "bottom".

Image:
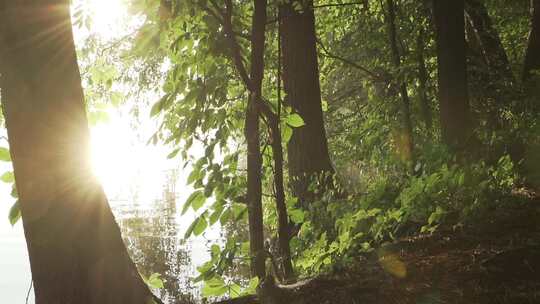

{"left": 465, "top": 0, "right": 514, "bottom": 85}
{"left": 523, "top": 0, "right": 540, "bottom": 85}
{"left": 265, "top": 108, "right": 295, "bottom": 282}
{"left": 244, "top": 0, "right": 267, "bottom": 279}
{"left": 279, "top": 0, "right": 334, "bottom": 207}
{"left": 217, "top": 0, "right": 289, "bottom": 282}
{"left": 416, "top": 28, "right": 433, "bottom": 131}
{"left": 432, "top": 0, "right": 474, "bottom": 150}
{"left": 0, "top": 1, "right": 161, "bottom": 303}
{"left": 386, "top": 0, "right": 415, "bottom": 166}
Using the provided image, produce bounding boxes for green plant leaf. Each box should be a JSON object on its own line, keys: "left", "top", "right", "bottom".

{"left": 8, "top": 200, "right": 21, "bottom": 226}
{"left": 182, "top": 190, "right": 204, "bottom": 215}
{"left": 289, "top": 208, "right": 305, "bottom": 224}
{"left": 201, "top": 277, "right": 228, "bottom": 297}
{"left": 184, "top": 218, "right": 199, "bottom": 239}
{"left": 193, "top": 216, "right": 208, "bottom": 236}
{"left": 282, "top": 125, "right": 293, "bottom": 143}
{"left": 146, "top": 273, "right": 165, "bottom": 289}
{"left": 243, "top": 277, "right": 259, "bottom": 295}
{"left": 191, "top": 191, "right": 206, "bottom": 211}
{"left": 1, "top": 171, "right": 14, "bottom": 183}
{"left": 286, "top": 113, "right": 305, "bottom": 128}
{"left": 10, "top": 184, "right": 18, "bottom": 198}
{"left": 0, "top": 147, "right": 11, "bottom": 162}
{"left": 150, "top": 94, "right": 171, "bottom": 117}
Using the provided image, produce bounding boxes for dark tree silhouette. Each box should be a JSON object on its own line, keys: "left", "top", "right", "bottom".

{"left": 433, "top": 0, "right": 474, "bottom": 150}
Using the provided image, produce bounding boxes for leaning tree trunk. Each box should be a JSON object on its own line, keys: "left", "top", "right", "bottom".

{"left": 465, "top": 0, "right": 516, "bottom": 134}
{"left": 465, "top": 0, "right": 514, "bottom": 85}
{"left": 433, "top": 0, "right": 474, "bottom": 151}
{"left": 0, "top": 1, "right": 160, "bottom": 304}
{"left": 279, "top": 0, "right": 334, "bottom": 207}
{"left": 523, "top": 0, "right": 540, "bottom": 96}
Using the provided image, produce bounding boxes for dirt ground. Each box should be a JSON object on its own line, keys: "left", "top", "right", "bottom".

{"left": 217, "top": 191, "right": 540, "bottom": 304}
{"left": 277, "top": 192, "right": 540, "bottom": 304}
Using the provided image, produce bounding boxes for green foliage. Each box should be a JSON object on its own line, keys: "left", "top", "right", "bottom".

{"left": 194, "top": 240, "right": 258, "bottom": 300}
{"left": 0, "top": 171, "right": 14, "bottom": 183}
{"left": 0, "top": 147, "right": 11, "bottom": 162}
{"left": 141, "top": 272, "right": 166, "bottom": 289}
{"left": 8, "top": 200, "right": 21, "bottom": 226}
{"left": 294, "top": 152, "right": 518, "bottom": 274}
{"left": 285, "top": 113, "right": 305, "bottom": 128}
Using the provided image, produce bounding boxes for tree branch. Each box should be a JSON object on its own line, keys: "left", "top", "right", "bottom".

{"left": 316, "top": 38, "right": 384, "bottom": 81}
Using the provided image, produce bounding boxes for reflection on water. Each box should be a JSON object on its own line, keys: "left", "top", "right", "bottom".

{"left": 112, "top": 169, "right": 203, "bottom": 304}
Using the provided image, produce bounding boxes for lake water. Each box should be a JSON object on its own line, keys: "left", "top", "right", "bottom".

{"left": 0, "top": 114, "right": 228, "bottom": 304}
{"left": 0, "top": 168, "right": 225, "bottom": 303}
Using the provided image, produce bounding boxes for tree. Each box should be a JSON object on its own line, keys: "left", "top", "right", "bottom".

{"left": 523, "top": 0, "right": 540, "bottom": 85}
{"left": 432, "top": 0, "right": 474, "bottom": 150}
{"left": 385, "top": 0, "right": 415, "bottom": 166}
{"left": 244, "top": 0, "right": 268, "bottom": 280}
{"left": 465, "top": 0, "right": 515, "bottom": 132}
{"left": 279, "top": 0, "right": 334, "bottom": 206}
{"left": 0, "top": 1, "right": 161, "bottom": 303}
{"left": 465, "top": 0, "right": 514, "bottom": 85}
{"left": 416, "top": 27, "right": 433, "bottom": 131}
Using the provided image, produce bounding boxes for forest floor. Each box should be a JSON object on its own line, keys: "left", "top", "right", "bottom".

{"left": 266, "top": 189, "right": 540, "bottom": 304}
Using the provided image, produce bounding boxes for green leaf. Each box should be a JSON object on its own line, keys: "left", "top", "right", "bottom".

{"left": 191, "top": 192, "right": 206, "bottom": 211}
{"left": 220, "top": 207, "right": 232, "bottom": 225}
{"left": 231, "top": 203, "right": 247, "bottom": 220}
{"left": 243, "top": 277, "right": 259, "bottom": 295}
{"left": 167, "top": 148, "right": 180, "bottom": 159}
{"left": 289, "top": 209, "right": 305, "bottom": 224}
{"left": 8, "top": 200, "right": 21, "bottom": 226}
{"left": 321, "top": 100, "right": 328, "bottom": 112}
{"left": 229, "top": 283, "right": 242, "bottom": 298}
{"left": 184, "top": 218, "right": 199, "bottom": 239}
{"left": 10, "top": 184, "right": 18, "bottom": 198}
{"left": 193, "top": 216, "right": 208, "bottom": 236}
{"left": 0, "top": 147, "right": 11, "bottom": 162}
{"left": 210, "top": 244, "right": 220, "bottom": 260}
{"left": 286, "top": 113, "right": 305, "bottom": 128}
{"left": 1, "top": 171, "right": 14, "bottom": 183}
{"left": 202, "top": 277, "right": 228, "bottom": 297}
{"left": 187, "top": 168, "right": 201, "bottom": 185}
{"left": 209, "top": 204, "right": 225, "bottom": 225}
{"left": 150, "top": 94, "right": 171, "bottom": 117}
{"left": 182, "top": 190, "right": 204, "bottom": 215}
{"left": 282, "top": 124, "right": 293, "bottom": 143}
{"left": 146, "top": 273, "right": 165, "bottom": 289}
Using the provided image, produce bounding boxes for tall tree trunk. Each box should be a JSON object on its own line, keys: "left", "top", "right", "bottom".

{"left": 523, "top": 0, "right": 540, "bottom": 87}
{"left": 416, "top": 28, "right": 433, "bottom": 131}
{"left": 0, "top": 2, "right": 161, "bottom": 303}
{"left": 270, "top": 19, "right": 294, "bottom": 283}
{"left": 386, "top": 0, "right": 415, "bottom": 166}
{"left": 279, "top": 0, "right": 334, "bottom": 207}
{"left": 245, "top": 0, "right": 267, "bottom": 280}
{"left": 218, "top": 0, "right": 283, "bottom": 281}
{"left": 433, "top": 0, "right": 474, "bottom": 150}
{"left": 465, "top": 0, "right": 514, "bottom": 84}
{"left": 267, "top": 109, "right": 295, "bottom": 282}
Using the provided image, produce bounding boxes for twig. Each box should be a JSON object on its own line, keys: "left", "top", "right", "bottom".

{"left": 316, "top": 38, "right": 384, "bottom": 81}
{"left": 25, "top": 280, "right": 32, "bottom": 304}
{"left": 312, "top": 2, "right": 365, "bottom": 9}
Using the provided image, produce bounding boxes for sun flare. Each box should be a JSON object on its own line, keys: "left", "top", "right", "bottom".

{"left": 86, "top": 0, "right": 126, "bottom": 36}
{"left": 89, "top": 109, "right": 167, "bottom": 201}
